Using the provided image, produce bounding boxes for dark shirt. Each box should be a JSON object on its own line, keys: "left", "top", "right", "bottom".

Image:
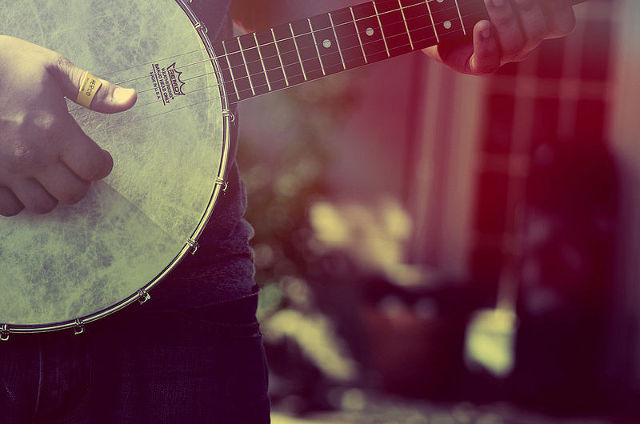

{"left": 147, "top": 0, "right": 258, "bottom": 310}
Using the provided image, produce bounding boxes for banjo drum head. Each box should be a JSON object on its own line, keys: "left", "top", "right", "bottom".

{"left": 0, "top": 0, "right": 229, "bottom": 331}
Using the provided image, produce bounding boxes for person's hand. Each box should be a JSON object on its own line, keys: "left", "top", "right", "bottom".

{"left": 423, "top": 0, "right": 577, "bottom": 74}
{"left": 0, "top": 36, "right": 137, "bottom": 217}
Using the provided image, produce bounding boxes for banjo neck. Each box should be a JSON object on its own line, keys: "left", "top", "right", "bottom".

{"left": 212, "top": 0, "right": 586, "bottom": 103}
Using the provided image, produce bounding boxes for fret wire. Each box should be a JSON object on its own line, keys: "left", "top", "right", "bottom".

{"left": 349, "top": 7, "right": 369, "bottom": 65}
{"left": 221, "top": 40, "right": 241, "bottom": 101}
{"left": 189, "top": 23, "right": 441, "bottom": 90}
{"left": 236, "top": 19, "right": 477, "bottom": 89}
{"left": 424, "top": 0, "right": 440, "bottom": 43}
{"left": 231, "top": 32, "right": 446, "bottom": 92}
{"left": 224, "top": 2, "right": 469, "bottom": 73}
{"left": 264, "top": 19, "right": 469, "bottom": 82}
{"left": 226, "top": 4, "right": 486, "bottom": 96}
{"left": 253, "top": 33, "right": 272, "bottom": 91}
{"left": 453, "top": 0, "right": 467, "bottom": 35}
{"left": 308, "top": 18, "right": 327, "bottom": 76}
{"left": 242, "top": 0, "right": 463, "bottom": 61}
{"left": 232, "top": 0, "right": 462, "bottom": 56}
{"left": 398, "top": 0, "right": 415, "bottom": 50}
{"left": 289, "top": 23, "right": 308, "bottom": 81}
{"left": 372, "top": 1, "right": 391, "bottom": 57}
{"left": 237, "top": 37, "right": 256, "bottom": 96}
{"left": 271, "top": 28, "right": 290, "bottom": 87}
{"left": 328, "top": 12, "right": 347, "bottom": 70}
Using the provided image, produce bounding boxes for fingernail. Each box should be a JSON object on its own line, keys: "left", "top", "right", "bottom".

{"left": 492, "top": 0, "right": 505, "bottom": 6}
{"left": 113, "top": 87, "right": 136, "bottom": 104}
{"left": 479, "top": 21, "right": 492, "bottom": 39}
{"left": 470, "top": 56, "right": 477, "bottom": 71}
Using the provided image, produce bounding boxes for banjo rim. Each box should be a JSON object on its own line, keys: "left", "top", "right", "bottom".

{"left": 1, "top": 0, "right": 234, "bottom": 338}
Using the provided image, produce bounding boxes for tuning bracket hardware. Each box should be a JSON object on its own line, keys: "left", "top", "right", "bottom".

{"left": 73, "top": 318, "right": 85, "bottom": 336}
{"left": 222, "top": 109, "right": 236, "bottom": 123}
{"left": 137, "top": 289, "right": 151, "bottom": 305}
{"left": 195, "top": 22, "right": 208, "bottom": 34}
{"left": 186, "top": 238, "right": 200, "bottom": 255}
{"left": 1, "top": 324, "right": 10, "bottom": 342}
{"left": 215, "top": 177, "right": 229, "bottom": 195}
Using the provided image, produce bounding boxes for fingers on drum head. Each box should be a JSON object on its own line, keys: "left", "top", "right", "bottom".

{"left": 10, "top": 179, "right": 58, "bottom": 215}
{"left": 59, "top": 121, "right": 114, "bottom": 182}
{"left": 36, "top": 164, "right": 91, "bottom": 206}
{"left": 0, "top": 187, "right": 24, "bottom": 217}
{"left": 470, "top": 21, "right": 501, "bottom": 74}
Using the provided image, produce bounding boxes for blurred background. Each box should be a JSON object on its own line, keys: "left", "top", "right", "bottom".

{"left": 230, "top": 0, "right": 640, "bottom": 422}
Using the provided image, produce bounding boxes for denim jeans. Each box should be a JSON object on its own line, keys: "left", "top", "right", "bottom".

{"left": 0, "top": 294, "right": 270, "bottom": 424}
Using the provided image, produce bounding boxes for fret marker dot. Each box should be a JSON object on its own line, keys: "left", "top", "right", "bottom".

{"left": 323, "top": 39, "right": 332, "bottom": 48}
{"left": 366, "top": 28, "right": 375, "bottom": 36}
{"left": 444, "top": 21, "right": 452, "bottom": 30}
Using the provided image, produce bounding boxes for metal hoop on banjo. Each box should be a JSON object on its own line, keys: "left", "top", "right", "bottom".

{"left": 0, "top": 0, "right": 233, "bottom": 337}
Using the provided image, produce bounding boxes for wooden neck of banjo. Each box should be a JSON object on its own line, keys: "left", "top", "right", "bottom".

{"left": 212, "top": 0, "right": 587, "bottom": 103}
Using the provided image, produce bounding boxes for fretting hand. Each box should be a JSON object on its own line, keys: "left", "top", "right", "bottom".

{"left": 0, "top": 36, "right": 137, "bottom": 217}
{"left": 423, "top": 0, "right": 577, "bottom": 74}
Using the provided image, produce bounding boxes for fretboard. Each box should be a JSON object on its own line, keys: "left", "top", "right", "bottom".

{"left": 212, "top": 0, "right": 488, "bottom": 103}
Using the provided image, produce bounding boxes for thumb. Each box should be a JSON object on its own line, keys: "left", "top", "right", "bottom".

{"left": 50, "top": 55, "right": 137, "bottom": 113}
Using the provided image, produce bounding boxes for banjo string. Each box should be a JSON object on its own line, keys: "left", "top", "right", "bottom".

{"left": 68, "top": 18, "right": 473, "bottom": 120}
{"left": 68, "top": 22, "right": 483, "bottom": 137}
{"left": 67, "top": 5, "right": 483, "bottom": 118}
{"left": 131, "top": 3, "right": 484, "bottom": 85}
{"left": 132, "top": 24, "right": 402, "bottom": 99}
{"left": 67, "top": 11, "right": 481, "bottom": 116}
{"left": 83, "top": 1, "right": 467, "bottom": 86}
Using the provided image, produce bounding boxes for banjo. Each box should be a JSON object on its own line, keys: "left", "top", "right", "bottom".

{"left": 0, "top": 0, "right": 582, "bottom": 338}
